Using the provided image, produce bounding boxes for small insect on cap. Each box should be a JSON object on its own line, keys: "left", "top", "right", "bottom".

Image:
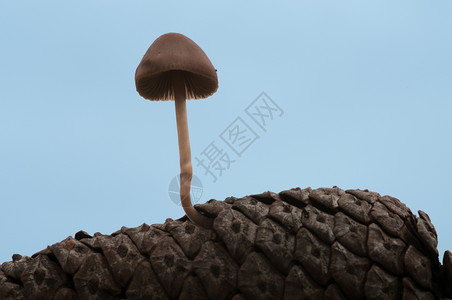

{"left": 135, "top": 32, "right": 218, "bottom": 101}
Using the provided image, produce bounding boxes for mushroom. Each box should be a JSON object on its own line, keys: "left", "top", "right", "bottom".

{"left": 135, "top": 33, "right": 218, "bottom": 229}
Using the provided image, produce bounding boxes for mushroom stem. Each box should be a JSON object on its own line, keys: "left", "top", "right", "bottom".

{"left": 174, "top": 73, "right": 213, "bottom": 229}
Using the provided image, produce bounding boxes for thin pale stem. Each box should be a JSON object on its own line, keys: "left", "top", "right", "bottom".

{"left": 174, "top": 73, "right": 213, "bottom": 229}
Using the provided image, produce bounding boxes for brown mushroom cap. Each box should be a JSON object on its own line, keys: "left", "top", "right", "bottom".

{"left": 135, "top": 33, "right": 218, "bottom": 101}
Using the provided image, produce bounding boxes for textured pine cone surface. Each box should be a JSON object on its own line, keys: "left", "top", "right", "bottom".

{"left": 1, "top": 187, "right": 451, "bottom": 300}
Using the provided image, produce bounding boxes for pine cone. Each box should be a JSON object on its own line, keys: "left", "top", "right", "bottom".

{"left": 1, "top": 187, "right": 451, "bottom": 299}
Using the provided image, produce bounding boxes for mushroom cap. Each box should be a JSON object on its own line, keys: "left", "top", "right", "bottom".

{"left": 135, "top": 33, "right": 218, "bottom": 101}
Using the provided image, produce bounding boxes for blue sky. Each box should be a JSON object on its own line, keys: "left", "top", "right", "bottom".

{"left": 1, "top": 1, "right": 451, "bottom": 263}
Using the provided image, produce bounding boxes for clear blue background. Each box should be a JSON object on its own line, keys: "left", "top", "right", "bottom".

{"left": 1, "top": 1, "right": 451, "bottom": 263}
